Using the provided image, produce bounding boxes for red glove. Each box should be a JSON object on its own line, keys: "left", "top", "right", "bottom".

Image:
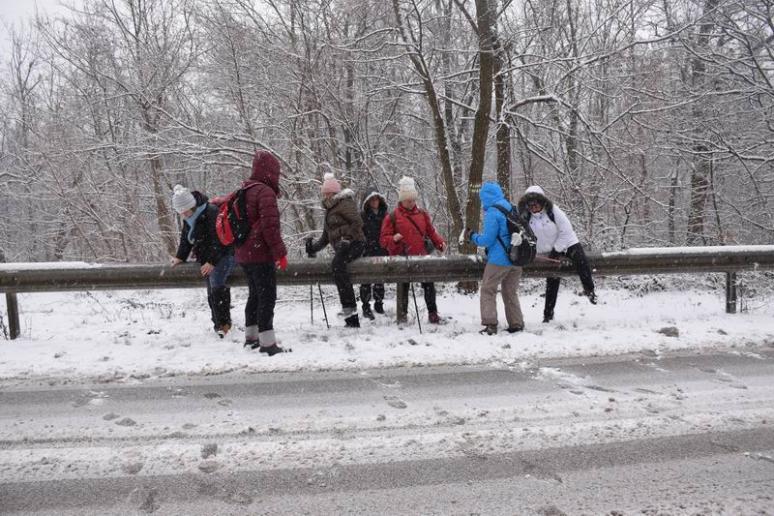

{"left": 275, "top": 255, "right": 288, "bottom": 271}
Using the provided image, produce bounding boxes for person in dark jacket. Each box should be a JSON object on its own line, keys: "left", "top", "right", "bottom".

{"left": 305, "top": 173, "right": 366, "bottom": 328}
{"left": 517, "top": 185, "right": 596, "bottom": 323}
{"left": 379, "top": 176, "right": 446, "bottom": 324}
{"left": 170, "top": 185, "right": 235, "bottom": 338}
{"left": 359, "top": 186, "right": 388, "bottom": 319}
{"left": 234, "top": 150, "right": 289, "bottom": 355}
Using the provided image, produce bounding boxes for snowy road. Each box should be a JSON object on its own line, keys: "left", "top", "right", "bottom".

{"left": 2, "top": 348, "right": 774, "bottom": 514}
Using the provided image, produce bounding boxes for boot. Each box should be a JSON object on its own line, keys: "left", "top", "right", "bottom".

{"left": 479, "top": 324, "right": 497, "bottom": 335}
{"left": 217, "top": 323, "right": 231, "bottom": 339}
{"left": 584, "top": 290, "right": 598, "bottom": 305}
{"left": 345, "top": 313, "right": 360, "bottom": 328}
{"left": 259, "top": 344, "right": 290, "bottom": 356}
{"left": 507, "top": 325, "right": 524, "bottom": 333}
{"left": 428, "top": 312, "right": 441, "bottom": 324}
{"left": 244, "top": 338, "right": 260, "bottom": 350}
{"left": 374, "top": 301, "right": 384, "bottom": 314}
{"left": 543, "top": 311, "right": 554, "bottom": 323}
{"left": 362, "top": 304, "right": 375, "bottom": 320}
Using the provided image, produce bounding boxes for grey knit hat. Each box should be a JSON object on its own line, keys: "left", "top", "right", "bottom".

{"left": 172, "top": 184, "right": 196, "bottom": 213}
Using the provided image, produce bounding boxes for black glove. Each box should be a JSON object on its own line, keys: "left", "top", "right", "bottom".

{"left": 304, "top": 237, "right": 316, "bottom": 258}
{"left": 333, "top": 239, "right": 350, "bottom": 253}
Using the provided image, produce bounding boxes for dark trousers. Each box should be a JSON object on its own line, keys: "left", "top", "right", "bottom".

{"left": 242, "top": 262, "right": 277, "bottom": 332}
{"left": 206, "top": 255, "right": 235, "bottom": 328}
{"left": 332, "top": 241, "right": 364, "bottom": 310}
{"left": 545, "top": 243, "right": 595, "bottom": 317}
{"left": 359, "top": 283, "right": 385, "bottom": 307}
{"left": 396, "top": 282, "right": 437, "bottom": 319}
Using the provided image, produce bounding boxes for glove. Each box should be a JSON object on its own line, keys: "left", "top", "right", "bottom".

{"left": 459, "top": 228, "right": 473, "bottom": 247}
{"left": 334, "top": 239, "right": 350, "bottom": 253}
{"left": 304, "top": 237, "right": 316, "bottom": 258}
{"left": 275, "top": 255, "right": 288, "bottom": 271}
{"left": 559, "top": 256, "right": 573, "bottom": 268}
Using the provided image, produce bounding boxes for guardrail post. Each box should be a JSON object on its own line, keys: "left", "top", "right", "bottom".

{"left": 725, "top": 272, "right": 737, "bottom": 314}
{"left": 5, "top": 292, "right": 20, "bottom": 339}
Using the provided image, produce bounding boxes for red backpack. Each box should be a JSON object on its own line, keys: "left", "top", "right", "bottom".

{"left": 215, "top": 183, "right": 261, "bottom": 246}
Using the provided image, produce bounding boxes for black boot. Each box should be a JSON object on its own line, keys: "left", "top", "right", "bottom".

{"left": 543, "top": 311, "right": 554, "bottom": 323}
{"left": 374, "top": 301, "right": 384, "bottom": 314}
{"left": 345, "top": 313, "right": 360, "bottom": 328}
{"left": 259, "top": 344, "right": 290, "bottom": 356}
{"left": 362, "top": 304, "right": 375, "bottom": 320}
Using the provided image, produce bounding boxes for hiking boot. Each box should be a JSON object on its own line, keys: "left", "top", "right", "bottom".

{"left": 374, "top": 302, "right": 384, "bottom": 314}
{"left": 543, "top": 312, "right": 554, "bottom": 323}
{"left": 428, "top": 312, "right": 441, "bottom": 324}
{"left": 345, "top": 314, "right": 360, "bottom": 328}
{"left": 479, "top": 324, "right": 497, "bottom": 335}
{"left": 244, "top": 338, "right": 260, "bottom": 350}
{"left": 362, "top": 304, "right": 375, "bottom": 320}
{"left": 259, "top": 344, "right": 290, "bottom": 356}
{"left": 506, "top": 325, "right": 524, "bottom": 333}
{"left": 585, "top": 290, "right": 598, "bottom": 305}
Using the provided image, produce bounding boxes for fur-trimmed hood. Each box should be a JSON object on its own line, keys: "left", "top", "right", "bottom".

{"left": 323, "top": 188, "right": 356, "bottom": 209}
{"left": 361, "top": 186, "right": 387, "bottom": 212}
{"left": 517, "top": 185, "right": 553, "bottom": 214}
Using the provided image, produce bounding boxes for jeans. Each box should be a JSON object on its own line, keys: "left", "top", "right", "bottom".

{"left": 206, "top": 255, "right": 235, "bottom": 327}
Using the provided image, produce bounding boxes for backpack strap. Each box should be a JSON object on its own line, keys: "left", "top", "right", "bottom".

{"left": 403, "top": 210, "right": 427, "bottom": 237}
{"left": 492, "top": 205, "right": 513, "bottom": 257}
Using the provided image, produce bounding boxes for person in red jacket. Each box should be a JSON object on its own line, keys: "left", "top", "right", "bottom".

{"left": 379, "top": 176, "right": 446, "bottom": 324}
{"left": 235, "top": 150, "right": 288, "bottom": 356}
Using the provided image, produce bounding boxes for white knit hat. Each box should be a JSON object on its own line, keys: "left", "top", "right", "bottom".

{"left": 398, "top": 176, "right": 418, "bottom": 202}
{"left": 172, "top": 184, "right": 196, "bottom": 213}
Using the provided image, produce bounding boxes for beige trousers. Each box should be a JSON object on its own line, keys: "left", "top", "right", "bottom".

{"left": 480, "top": 263, "right": 523, "bottom": 328}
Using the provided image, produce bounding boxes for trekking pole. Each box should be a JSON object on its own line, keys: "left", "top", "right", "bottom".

{"left": 310, "top": 283, "right": 314, "bottom": 324}
{"left": 317, "top": 283, "right": 330, "bottom": 329}
{"left": 402, "top": 243, "right": 422, "bottom": 335}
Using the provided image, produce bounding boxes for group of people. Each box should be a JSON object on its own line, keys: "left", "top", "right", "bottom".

{"left": 170, "top": 150, "right": 596, "bottom": 355}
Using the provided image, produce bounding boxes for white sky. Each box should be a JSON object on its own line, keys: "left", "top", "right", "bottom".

{"left": 0, "top": 0, "right": 68, "bottom": 55}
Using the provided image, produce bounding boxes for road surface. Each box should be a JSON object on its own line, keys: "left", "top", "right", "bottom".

{"left": 1, "top": 347, "right": 773, "bottom": 514}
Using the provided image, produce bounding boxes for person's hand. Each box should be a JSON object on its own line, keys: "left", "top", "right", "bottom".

{"left": 393, "top": 233, "right": 403, "bottom": 243}
{"left": 559, "top": 256, "right": 573, "bottom": 268}
{"left": 275, "top": 255, "right": 288, "bottom": 271}
{"left": 170, "top": 257, "right": 183, "bottom": 267}
{"left": 437, "top": 241, "right": 446, "bottom": 252}
{"left": 200, "top": 263, "right": 214, "bottom": 277}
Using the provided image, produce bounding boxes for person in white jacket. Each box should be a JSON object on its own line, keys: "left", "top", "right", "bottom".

{"left": 517, "top": 186, "right": 596, "bottom": 322}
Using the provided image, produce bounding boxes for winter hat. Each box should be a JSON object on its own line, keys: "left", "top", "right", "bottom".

{"left": 525, "top": 185, "right": 545, "bottom": 196}
{"left": 398, "top": 176, "right": 418, "bottom": 202}
{"left": 172, "top": 184, "right": 196, "bottom": 213}
{"left": 321, "top": 173, "right": 342, "bottom": 195}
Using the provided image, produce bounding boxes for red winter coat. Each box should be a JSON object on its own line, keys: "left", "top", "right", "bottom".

{"left": 234, "top": 150, "right": 287, "bottom": 264}
{"left": 379, "top": 204, "right": 445, "bottom": 256}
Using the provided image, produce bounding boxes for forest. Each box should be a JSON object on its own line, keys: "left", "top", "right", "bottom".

{"left": 0, "top": 0, "right": 772, "bottom": 263}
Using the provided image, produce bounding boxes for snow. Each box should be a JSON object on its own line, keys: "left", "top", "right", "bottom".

{"left": 0, "top": 261, "right": 102, "bottom": 271}
{"left": 1, "top": 281, "right": 773, "bottom": 383}
{"left": 604, "top": 245, "right": 774, "bottom": 257}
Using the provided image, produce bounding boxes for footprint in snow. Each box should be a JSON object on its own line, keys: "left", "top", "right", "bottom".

{"left": 384, "top": 396, "right": 407, "bottom": 409}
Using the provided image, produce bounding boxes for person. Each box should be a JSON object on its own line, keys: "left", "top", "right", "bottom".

{"left": 379, "top": 176, "right": 446, "bottom": 324}
{"left": 305, "top": 173, "right": 366, "bottom": 328}
{"left": 234, "top": 150, "right": 289, "bottom": 355}
{"left": 171, "top": 185, "right": 235, "bottom": 338}
{"left": 517, "top": 185, "right": 596, "bottom": 323}
{"left": 465, "top": 181, "right": 524, "bottom": 335}
{"left": 359, "top": 186, "right": 388, "bottom": 320}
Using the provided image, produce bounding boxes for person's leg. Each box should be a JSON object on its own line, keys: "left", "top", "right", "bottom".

{"left": 422, "top": 282, "right": 439, "bottom": 322}
{"left": 359, "top": 283, "right": 374, "bottom": 319}
{"left": 501, "top": 266, "right": 524, "bottom": 331}
{"left": 373, "top": 283, "right": 385, "bottom": 311}
{"left": 568, "top": 243, "right": 596, "bottom": 302}
{"left": 209, "top": 256, "right": 235, "bottom": 330}
{"left": 254, "top": 263, "right": 280, "bottom": 351}
{"left": 242, "top": 264, "right": 260, "bottom": 344}
{"left": 480, "top": 263, "right": 506, "bottom": 328}
{"left": 544, "top": 250, "right": 562, "bottom": 322}
{"left": 332, "top": 242, "right": 363, "bottom": 326}
{"left": 396, "top": 282, "right": 409, "bottom": 323}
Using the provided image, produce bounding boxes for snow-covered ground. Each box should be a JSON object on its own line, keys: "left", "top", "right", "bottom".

{"left": 1, "top": 279, "right": 773, "bottom": 382}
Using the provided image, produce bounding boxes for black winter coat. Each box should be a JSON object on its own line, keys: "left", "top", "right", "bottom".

{"left": 175, "top": 201, "right": 233, "bottom": 266}
{"left": 360, "top": 187, "right": 388, "bottom": 257}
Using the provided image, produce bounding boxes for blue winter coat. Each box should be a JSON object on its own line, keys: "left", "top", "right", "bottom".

{"left": 471, "top": 182, "right": 515, "bottom": 267}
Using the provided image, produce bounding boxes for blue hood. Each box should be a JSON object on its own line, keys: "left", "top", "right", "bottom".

{"left": 480, "top": 182, "right": 511, "bottom": 211}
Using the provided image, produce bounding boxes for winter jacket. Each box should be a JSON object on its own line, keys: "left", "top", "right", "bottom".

{"left": 308, "top": 189, "right": 365, "bottom": 253}
{"left": 175, "top": 192, "right": 233, "bottom": 266}
{"left": 471, "top": 182, "right": 515, "bottom": 267}
{"left": 234, "top": 150, "right": 288, "bottom": 264}
{"left": 517, "top": 185, "right": 579, "bottom": 254}
{"left": 360, "top": 187, "right": 388, "bottom": 257}
{"left": 379, "top": 203, "right": 445, "bottom": 256}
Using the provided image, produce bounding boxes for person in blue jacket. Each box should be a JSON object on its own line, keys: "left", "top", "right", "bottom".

{"left": 466, "top": 181, "right": 524, "bottom": 335}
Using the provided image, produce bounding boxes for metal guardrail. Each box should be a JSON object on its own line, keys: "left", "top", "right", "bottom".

{"left": 2, "top": 245, "right": 774, "bottom": 339}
